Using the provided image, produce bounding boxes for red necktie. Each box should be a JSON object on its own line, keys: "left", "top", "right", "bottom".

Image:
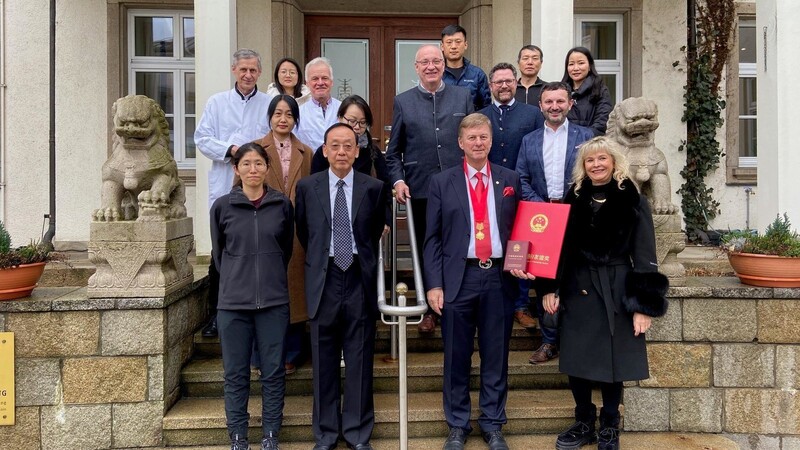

{"left": 473, "top": 172, "right": 492, "bottom": 262}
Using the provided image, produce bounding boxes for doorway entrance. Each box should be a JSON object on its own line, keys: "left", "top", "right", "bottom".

{"left": 305, "top": 16, "right": 457, "bottom": 149}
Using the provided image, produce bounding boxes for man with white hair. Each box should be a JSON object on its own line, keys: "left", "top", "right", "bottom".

{"left": 194, "top": 48, "right": 272, "bottom": 340}
{"left": 295, "top": 57, "right": 342, "bottom": 150}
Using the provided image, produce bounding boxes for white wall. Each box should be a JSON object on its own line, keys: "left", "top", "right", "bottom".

{"left": 4, "top": 0, "right": 51, "bottom": 244}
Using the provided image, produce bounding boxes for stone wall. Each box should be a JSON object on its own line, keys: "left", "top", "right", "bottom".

{"left": 0, "top": 270, "right": 207, "bottom": 449}
{"left": 626, "top": 277, "right": 800, "bottom": 449}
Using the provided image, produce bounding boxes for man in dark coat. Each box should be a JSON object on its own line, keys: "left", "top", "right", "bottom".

{"left": 386, "top": 43, "right": 474, "bottom": 334}
{"left": 295, "top": 123, "right": 387, "bottom": 450}
{"left": 479, "top": 62, "right": 544, "bottom": 330}
{"left": 424, "top": 113, "right": 521, "bottom": 450}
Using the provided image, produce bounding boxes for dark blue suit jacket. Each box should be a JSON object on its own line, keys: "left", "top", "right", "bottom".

{"left": 423, "top": 164, "right": 522, "bottom": 303}
{"left": 515, "top": 122, "right": 594, "bottom": 202}
{"left": 295, "top": 170, "right": 386, "bottom": 320}
{"left": 479, "top": 102, "right": 545, "bottom": 170}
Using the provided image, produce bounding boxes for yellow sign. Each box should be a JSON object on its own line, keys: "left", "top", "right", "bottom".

{"left": 0, "top": 332, "right": 14, "bottom": 426}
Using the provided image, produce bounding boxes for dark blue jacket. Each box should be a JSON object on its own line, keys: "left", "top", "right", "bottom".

{"left": 479, "top": 101, "right": 544, "bottom": 171}
{"left": 443, "top": 57, "right": 491, "bottom": 111}
{"left": 385, "top": 84, "right": 474, "bottom": 199}
{"left": 516, "top": 122, "right": 594, "bottom": 202}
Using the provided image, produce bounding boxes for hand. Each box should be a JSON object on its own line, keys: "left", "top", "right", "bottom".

{"left": 230, "top": 145, "right": 240, "bottom": 156}
{"left": 510, "top": 269, "right": 536, "bottom": 280}
{"left": 633, "top": 312, "right": 652, "bottom": 336}
{"left": 382, "top": 225, "right": 391, "bottom": 237}
{"left": 394, "top": 181, "right": 411, "bottom": 204}
{"left": 543, "top": 293, "right": 559, "bottom": 315}
{"left": 426, "top": 288, "right": 444, "bottom": 315}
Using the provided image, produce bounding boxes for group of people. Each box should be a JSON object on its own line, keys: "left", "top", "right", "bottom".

{"left": 194, "top": 23, "right": 667, "bottom": 450}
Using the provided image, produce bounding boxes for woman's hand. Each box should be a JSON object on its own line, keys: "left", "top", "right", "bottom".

{"left": 633, "top": 312, "right": 652, "bottom": 336}
{"left": 543, "top": 293, "right": 559, "bottom": 315}
{"left": 509, "top": 269, "right": 536, "bottom": 280}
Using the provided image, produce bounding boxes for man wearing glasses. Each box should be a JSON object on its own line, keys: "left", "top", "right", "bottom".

{"left": 385, "top": 44, "right": 473, "bottom": 334}
{"left": 479, "top": 63, "right": 544, "bottom": 332}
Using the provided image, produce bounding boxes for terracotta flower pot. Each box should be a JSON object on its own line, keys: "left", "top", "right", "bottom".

{"left": 728, "top": 253, "right": 800, "bottom": 288}
{"left": 0, "top": 262, "right": 47, "bottom": 300}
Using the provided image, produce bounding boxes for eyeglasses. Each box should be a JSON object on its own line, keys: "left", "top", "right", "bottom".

{"left": 415, "top": 59, "right": 444, "bottom": 67}
{"left": 343, "top": 116, "right": 368, "bottom": 128}
{"left": 491, "top": 79, "right": 515, "bottom": 86}
{"left": 278, "top": 69, "right": 298, "bottom": 76}
{"left": 239, "top": 161, "right": 267, "bottom": 171}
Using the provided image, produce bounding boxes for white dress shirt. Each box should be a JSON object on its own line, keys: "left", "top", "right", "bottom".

{"left": 194, "top": 86, "right": 272, "bottom": 209}
{"left": 464, "top": 164, "right": 503, "bottom": 258}
{"left": 328, "top": 168, "right": 358, "bottom": 256}
{"left": 542, "top": 119, "right": 570, "bottom": 201}
{"left": 295, "top": 97, "right": 343, "bottom": 151}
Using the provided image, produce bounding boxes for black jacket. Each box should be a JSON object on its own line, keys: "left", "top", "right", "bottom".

{"left": 566, "top": 75, "right": 613, "bottom": 137}
{"left": 210, "top": 186, "right": 294, "bottom": 310}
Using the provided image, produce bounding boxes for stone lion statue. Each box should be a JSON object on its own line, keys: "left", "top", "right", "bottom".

{"left": 607, "top": 97, "right": 677, "bottom": 215}
{"left": 93, "top": 95, "right": 187, "bottom": 222}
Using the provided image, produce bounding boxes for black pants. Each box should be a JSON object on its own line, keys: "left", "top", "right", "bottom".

{"left": 568, "top": 375, "right": 623, "bottom": 421}
{"left": 311, "top": 259, "right": 376, "bottom": 447}
{"left": 218, "top": 305, "right": 289, "bottom": 439}
{"left": 441, "top": 264, "right": 514, "bottom": 433}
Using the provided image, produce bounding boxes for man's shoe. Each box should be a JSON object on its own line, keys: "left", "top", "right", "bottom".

{"left": 418, "top": 313, "right": 437, "bottom": 334}
{"left": 482, "top": 430, "right": 509, "bottom": 450}
{"left": 529, "top": 343, "right": 559, "bottom": 364}
{"left": 202, "top": 315, "right": 218, "bottom": 337}
{"left": 230, "top": 433, "right": 250, "bottom": 450}
{"left": 284, "top": 362, "right": 296, "bottom": 375}
{"left": 514, "top": 309, "right": 538, "bottom": 329}
{"left": 443, "top": 427, "right": 467, "bottom": 450}
{"left": 555, "top": 420, "right": 597, "bottom": 450}
{"left": 349, "top": 444, "right": 373, "bottom": 450}
{"left": 261, "top": 431, "right": 279, "bottom": 450}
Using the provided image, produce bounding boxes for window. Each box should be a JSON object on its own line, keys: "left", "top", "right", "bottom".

{"left": 574, "top": 14, "right": 624, "bottom": 105}
{"left": 738, "top": 20, "right": 756, "bottom": 168}
{"left": 128, "top": 10, "right": 195, "bottom": 168}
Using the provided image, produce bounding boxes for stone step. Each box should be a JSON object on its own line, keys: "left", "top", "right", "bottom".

{"left": 161, "top": 432, "right": 739, "bottom": 449}
{"left": 163, "top": 389, "right": 593, "bottom": 446}
{"left": 181, "top": 351, "right": 567, "bottom": 397}
{"left": 193, "top": 321, "right": 542, "bottom": 357}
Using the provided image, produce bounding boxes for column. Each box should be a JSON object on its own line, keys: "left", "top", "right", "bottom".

{"left": 194, "top": 0, "right": 237, "bottom": 258}
{"left": 756, "top": 0, "right": 800, "bottom": 230}
{"left": 530, "top": 0, "right": 573, "bottom": 82}
{"left": 492, "top": 0, "right": 524, "bottom": 67}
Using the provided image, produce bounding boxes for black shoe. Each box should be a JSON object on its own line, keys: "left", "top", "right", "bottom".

{"left": 483, "top": 430, "right": 509, "bottom": 450}
{"left": 230, "top": 433, "right": 250, "bottom": 450}
{"left": 443, "top": 427, "right": 468, "bottom": 450}
{"left": 261, "top": 431, "right": 279, "bottom": 450}
{"left": 555, "top": 420, "right": 597, "bottom": 450}
{"left": 202, "top": 315, "right": 218, "bottom": 337}
{"left": 349, "top": 444, "right": 373, "bottom": 450}
{"left": 597, "top": 407, "right": 621, "bottom": 450}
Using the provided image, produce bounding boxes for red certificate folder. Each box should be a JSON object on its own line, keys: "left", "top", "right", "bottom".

{"left": 508, "top": 201, "right": 571, "bottom": 279}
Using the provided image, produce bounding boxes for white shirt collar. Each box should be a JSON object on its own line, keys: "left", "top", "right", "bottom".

{"left": 328, "top": 167, "right": 355, "bottom": 188}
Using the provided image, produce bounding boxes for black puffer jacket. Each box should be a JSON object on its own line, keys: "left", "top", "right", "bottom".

{"left": 567, "top": 74, "right": 613, "bottom": 137}
{"left": 210, "top": 186, "right": 294, "bottom": 310}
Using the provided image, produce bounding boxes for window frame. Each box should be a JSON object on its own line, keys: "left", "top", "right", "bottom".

{"left": 127, "top": 9, "right": 195, "bottom": 169}
{"left": 574, "top": 14, "right": 624, "bottom": 105}
{"left": 725, "top": 6, "right": 757, "bottom": 185}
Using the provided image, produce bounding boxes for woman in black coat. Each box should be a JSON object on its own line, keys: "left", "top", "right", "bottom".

{"left": 210, "top": 142, "right": 294, "bottom": 450}
{"left": 542, "top": 136, "right": 668, "bottom": 450}
{"left": 561, "top": 47, "right": 613, "bottom": 137}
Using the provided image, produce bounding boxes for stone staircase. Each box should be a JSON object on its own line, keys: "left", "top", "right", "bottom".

{"left": 162, "top": 311, "right": 739, "bottom": 449}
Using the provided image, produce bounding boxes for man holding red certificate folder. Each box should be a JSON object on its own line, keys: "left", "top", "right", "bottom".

{"left": 424, "top": 113, "right": 522, "bottom": 450}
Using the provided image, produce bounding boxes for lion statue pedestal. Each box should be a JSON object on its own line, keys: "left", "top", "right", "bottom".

{"left": 608, "top": 97, "right": 686, "bottom": 286}
{"left": 87, "top": 95, "right": 193, "bottom": 298}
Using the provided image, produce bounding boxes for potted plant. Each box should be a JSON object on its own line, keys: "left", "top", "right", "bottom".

{"left": 721, "top": 214, "right": 800, "bottom": 287}
{"left": 0, "top": 221, "right": 59, "bottom": 300}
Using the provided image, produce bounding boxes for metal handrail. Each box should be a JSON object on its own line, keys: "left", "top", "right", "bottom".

{"left": 376, "top": 197, "right": 427, "bottom": 450}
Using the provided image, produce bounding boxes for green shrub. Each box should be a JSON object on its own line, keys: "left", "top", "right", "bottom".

{"left": 722, "top": 214, "right": 800, "bottom": 258}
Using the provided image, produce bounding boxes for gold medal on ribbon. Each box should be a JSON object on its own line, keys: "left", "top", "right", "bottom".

{"left": 476, "top": 222, "right": 485, "bottom": 240}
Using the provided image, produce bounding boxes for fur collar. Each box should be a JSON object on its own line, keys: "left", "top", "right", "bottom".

{"left": 565, "top": 178, "right": 642, "bottom": 264}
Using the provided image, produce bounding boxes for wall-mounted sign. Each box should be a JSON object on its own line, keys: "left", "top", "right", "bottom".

{"left": 0, "top": 332, "right": 14, "bottom": 426}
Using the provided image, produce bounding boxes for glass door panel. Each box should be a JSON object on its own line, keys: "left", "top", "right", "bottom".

{"left": 322, "top": 39, "right": 369, "bottom": 101}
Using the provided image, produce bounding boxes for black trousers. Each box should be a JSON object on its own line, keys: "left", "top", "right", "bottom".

{"left": 218, "top": 305, "right": 289, "bottom": 439}
{"left": 568, "top": 375, "right": 623, "bottom": 421}
{"left": 441, "top": 263, "right": 514, "bottom": 433}
{"left": 311, "top": 259, "right": 376, "bottom": 447}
